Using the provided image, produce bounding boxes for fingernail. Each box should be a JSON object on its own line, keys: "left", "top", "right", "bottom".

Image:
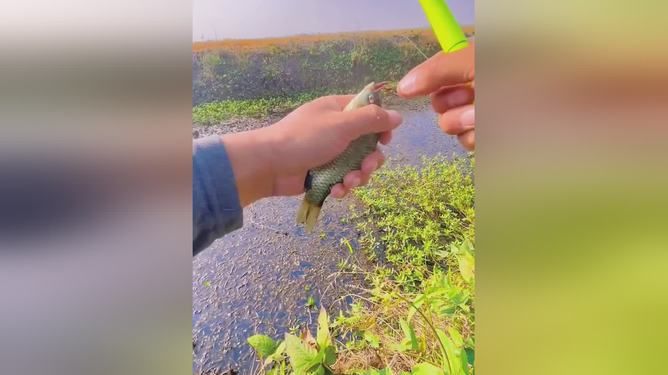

{"left": 386, "top": 110, "right": 403, "bottom": 125}
{"left": 446, "top": 89, "right": 470, "bottom": 108}
{"left": 350, "top": 176, "right": 360, "bottom": 188}
{"left": 398, "top": 73, "right": 416, "bottom": 94}
{"left": 368, "top": 161, "right": 378, "bottom": 172}
{"left": 459, "top": 108, "right": 475, "bottom": 129}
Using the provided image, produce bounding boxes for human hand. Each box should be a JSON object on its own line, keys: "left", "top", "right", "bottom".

{"left": 397, "top": 43, "right": 475, "bottom": 150}
{"left": 222, "top": 95, "right": 402, "bottom": 206}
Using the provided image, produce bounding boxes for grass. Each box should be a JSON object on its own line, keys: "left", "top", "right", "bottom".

{"left": 192, "top": 28, "right": 456, "bottom": 106}
{"left": 247, "top": 156, "right": 475, "bottom": 374}
{"left": 192, "top": 91, "right": 323, "bottom": 125}
{"left": 192, "top": 83, "right": 403, "bottom": 126}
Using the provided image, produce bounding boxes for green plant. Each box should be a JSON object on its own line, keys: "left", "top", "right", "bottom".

{"left": 334, "top": 156, "right": 475, "bottom": 374}
{"left": 249, "top": 307, "right": 337, "bottom": 375}
{"left": 192, "top": 30, "right": 442, "bottom": 106}
{"left": 353, "top": 156, "right": 474, "bottom": 291}
{"left": 306, "top": 295, "right": 317, "bottom": 310}
{"left": 192, "top": 92, "right": 324, "bottom": 125}
{"left": 247, "top": 156, "right": 474, "bottom": 374}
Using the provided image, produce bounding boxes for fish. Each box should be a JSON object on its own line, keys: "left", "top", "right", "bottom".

{"left": 296, "top": 81, "right": 387, "bottom": 232}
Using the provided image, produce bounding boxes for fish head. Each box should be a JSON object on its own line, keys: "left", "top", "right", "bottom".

{"left": 362, "top": 81, "right": 388, "bottom": 107}
{"left": 346, "top": 81, "right": 389, "bottom": 110}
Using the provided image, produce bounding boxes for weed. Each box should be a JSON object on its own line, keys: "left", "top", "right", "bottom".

{"left": 248, "top": 156, "right": 475, "bottom": 374}
{"left": 192, "top": 30, "right": 442, "bottom": 107}
{"left": 334, "top": 156, "right": 475, "bottom": 374}
{"left": 249, "top": 307, "right": 336, "bottom": 375}
{"left": 306, "top": 296, "right": 317, "bottom": 310}
{"left": 192, "top": 92, "right": 323, "bottom": 125}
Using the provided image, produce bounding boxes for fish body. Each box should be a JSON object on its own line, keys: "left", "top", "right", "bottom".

{"left": 297, "top": 82, "right": 386, "bottom": 231}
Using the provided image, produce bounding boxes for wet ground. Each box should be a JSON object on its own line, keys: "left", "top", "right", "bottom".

{"left": 192, "top": 102, "right": 465, "bottom": 374}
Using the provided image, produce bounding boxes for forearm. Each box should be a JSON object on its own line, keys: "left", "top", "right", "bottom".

{"left": 220, "top": 127, "right": 280, "bottom": 207}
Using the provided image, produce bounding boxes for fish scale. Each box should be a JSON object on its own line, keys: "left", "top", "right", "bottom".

{"left": 305, "top": 133, "right": 379, "bottom": 203}
{"left": 296, "top": 82, "right": 385, "bottom": 232}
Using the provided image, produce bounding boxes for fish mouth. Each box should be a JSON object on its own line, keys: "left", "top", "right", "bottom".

{"left": 372, "top": 81, "right": 389, "bottom": 92}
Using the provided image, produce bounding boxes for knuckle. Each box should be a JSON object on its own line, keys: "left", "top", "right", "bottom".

{"left": 465, "top": 67, "right": 475, "bottom": 82}
{"left": 439, "top": 116, "right": 460, "bottom": 135}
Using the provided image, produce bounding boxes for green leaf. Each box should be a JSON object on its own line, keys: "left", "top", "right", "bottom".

{"left": 411, "top": 363, "right": 445, "bottom": 375}
{"left": 446, "top": 327, "right": 464, "bottom": 348}
{"left": 400, "top": 319, "right": 419, "bottom": 351}
{"left": 436, "top": 329, "right": 469, "bottom": 375}
{"left": 247, "top": 334, "right": 278, "bottom": 358}
{"left": 360, "top": 369, "right": 392, "bottom": 375}
{"left": 407, "top": 294, "right": 425, "bottom": 323}
{"left": 322, "top": 345, "right": 337, "bottom": 367}
{"left": 465, "top": 348, "right": 474, "bottom": 367}
{"left": 363, "top": 331, "right": 380, "bottom": 349}
{"left": 317, "top": 306, "right": 331, "bottom": 349}
{"left": 284, "top": 334, "right": 320, "bottom": 373}
{"left": 457, "top": 247, "right": 475, "bottom": 283}
{"left": 445, "top": 328, "right": 469, "bottom": 375}
{"left": 460, "top": 239, "right": 473, "bottom": 254}
{"left": 264, "top": 340, "right": 286, "bottom": 366}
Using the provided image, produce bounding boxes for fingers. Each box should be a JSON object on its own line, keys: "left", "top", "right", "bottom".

{"left": 398, "top": 43, "right": 475, "bottom": 98}
{"left": 379, "top": 130, "right": 392, "bottom": 145}
{"left": 330, "top": 184, "right": 347, "bottom": 199}
{"left": 331, "top": 150, "right": 385, "bottom": 199}
{"left": 342, "top": 105, "right": 403, "bottom": 138}
{"left": 360, "top": 149, "right": 385, "bottom": 176}
{"left": 431, "top": 85, "right": 474, "bottom": 113}
{"left": 458, "top": 129, "right": 475, "bottom": 151}
{"left": 438, "top": 104, "right": 475, "bottom": 135}
{"left": 326, "top": 95, "right": 356, "bottom": 109}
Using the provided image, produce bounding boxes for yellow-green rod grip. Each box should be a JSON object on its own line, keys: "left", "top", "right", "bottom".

{"left": 418, "top": 0, "right": 469, "bottom": 52}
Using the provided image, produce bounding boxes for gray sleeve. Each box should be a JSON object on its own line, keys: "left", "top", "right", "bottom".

{"left": 192, "top": 136, "right": 243, "bottom": 256}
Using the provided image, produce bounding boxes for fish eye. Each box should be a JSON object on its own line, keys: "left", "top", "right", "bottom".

{"left": 368, "top": 93, "right": 375, "bottom": 104}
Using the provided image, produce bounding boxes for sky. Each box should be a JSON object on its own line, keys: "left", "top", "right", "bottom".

{"left": 193, "top": 0, "right": 474, "bottom": 41}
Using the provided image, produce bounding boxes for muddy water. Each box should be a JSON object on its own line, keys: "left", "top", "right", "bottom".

{"left": 192, "top": 106, "right": 465, "bottom": 374}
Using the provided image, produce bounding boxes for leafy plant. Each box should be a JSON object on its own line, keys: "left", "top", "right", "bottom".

{"left": 247, "top": 156, "right": 474, "bottom": 375}
{"left": 306, "top": 296, "right": 317, "bottom": 310}
{"left": 248, "top": 335, "right": 279, "bottom": 359}
{"left": 335, "top": 156, "right": 475, "bottom": 374}
{"left": 250, "top": 307, "right": 337, "bottom": 375}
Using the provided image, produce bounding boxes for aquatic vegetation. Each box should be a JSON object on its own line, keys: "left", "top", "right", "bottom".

{"left": 248, "top": 156, "right": 475, "bottom": 374}
{"left": 192, "top": 92, "right": 324, "bottom": 125}
{"left": 306, "top": 296, "right": 317, "bottom": 310}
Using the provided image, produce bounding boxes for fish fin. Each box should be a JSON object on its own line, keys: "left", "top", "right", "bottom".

{"left": 296, "top": 200, "right": 321, "bottom": 232}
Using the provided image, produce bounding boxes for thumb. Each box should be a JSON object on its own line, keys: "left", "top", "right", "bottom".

{"left": 340, "top": 105, "right": 403, "bottom": 139}
{"left": 398, "top": 43, "right": 475, "bottom": 98}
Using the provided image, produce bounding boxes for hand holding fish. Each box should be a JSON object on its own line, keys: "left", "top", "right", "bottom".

{"left": 398, "top": 43, "right": 475, "bottom": 150}
{"left": 221, "top": 93, "right": 402, "bottom": 208}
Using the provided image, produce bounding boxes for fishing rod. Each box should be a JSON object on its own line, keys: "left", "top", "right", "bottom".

{"left": 418, "top": 0, "right": 469, "bottom": 53}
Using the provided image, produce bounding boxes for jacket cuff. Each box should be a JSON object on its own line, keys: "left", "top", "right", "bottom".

{"left": 192, "top": 136, "right": 243, "bottom": 255}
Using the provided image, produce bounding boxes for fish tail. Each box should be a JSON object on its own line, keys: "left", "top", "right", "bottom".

{"left": 296, "top": 200, "right": 322, "bottom": 232}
